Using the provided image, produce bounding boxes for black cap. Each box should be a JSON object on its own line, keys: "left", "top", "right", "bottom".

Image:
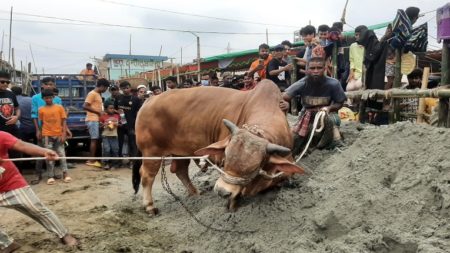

{"left": 273, "top": 44, "right": 285, "bottom": 51}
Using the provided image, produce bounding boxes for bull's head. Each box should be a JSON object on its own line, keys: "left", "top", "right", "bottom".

{"left": 195, "top": 119, "right": 304, "bottom": 210}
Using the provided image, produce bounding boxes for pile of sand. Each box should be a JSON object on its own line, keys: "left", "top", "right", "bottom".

{"left": 77, "top": 122, "right": 450, "bottom": 253}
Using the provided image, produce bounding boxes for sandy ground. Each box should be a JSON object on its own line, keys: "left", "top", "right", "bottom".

{"left": 2, "top": 120, "right": 450, "bottom": 253}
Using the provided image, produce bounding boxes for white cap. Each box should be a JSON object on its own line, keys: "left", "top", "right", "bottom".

{"left": 137, "top": 84, "right": 147, "bottom": 90}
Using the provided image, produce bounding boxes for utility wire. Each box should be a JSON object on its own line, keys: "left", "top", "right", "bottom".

{"left": 0, "top": 10, "right": 292, "bottom": 35}
{"left": 97, "top": 0, "right": 299, "bottom": 28}
{"left": 2, "top": 33, "right": 91, "bottom": 55}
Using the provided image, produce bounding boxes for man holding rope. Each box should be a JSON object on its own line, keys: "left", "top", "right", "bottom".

{"left": 280, "top": 57, "right": 346, "bottom": 158}
{"left": 0, "top": 131, "right": 78, "bottom": 252}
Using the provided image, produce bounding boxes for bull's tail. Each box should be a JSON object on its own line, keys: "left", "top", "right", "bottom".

{"left": 132, "top": 151, "right": 142, "bottom": 194}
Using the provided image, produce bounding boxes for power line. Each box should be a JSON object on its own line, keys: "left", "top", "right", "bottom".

{"left": 0, "top": 10, "right": 291, "bottom": 35}
{"left": 97, "top": 0, "right": 299, "bottom": 28}
{"left": 0, "top": 17, "right": 94, "bottom": 26}
{"left": 2, "top": 33, "right": 91, "bottom": 55}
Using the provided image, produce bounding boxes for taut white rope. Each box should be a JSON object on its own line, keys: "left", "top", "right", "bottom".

{"left": 4, "top": 156, "right": 209, "bottom": 162}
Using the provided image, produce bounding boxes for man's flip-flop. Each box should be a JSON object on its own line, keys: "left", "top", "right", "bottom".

{"left": 63, "top": 176, "right": 72, "bottom": 183}
{"left": 47, "top": 178, "right": 56, "bottom": 185}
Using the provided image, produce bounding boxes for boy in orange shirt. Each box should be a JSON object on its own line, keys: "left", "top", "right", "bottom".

{"left": 38, "top": 89, "right": 71, "bottom": 185}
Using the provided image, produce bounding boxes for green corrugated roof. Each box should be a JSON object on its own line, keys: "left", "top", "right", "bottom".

{"left": 203, "top": 22, "right": 390, "bottom": 63}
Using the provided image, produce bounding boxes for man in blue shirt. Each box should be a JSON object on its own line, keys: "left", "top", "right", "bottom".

{"left": 31, "top": 77, "right": 62, "bottom": 184}
{"left": 11, "top": 86, "right": 35, "bottom": 142}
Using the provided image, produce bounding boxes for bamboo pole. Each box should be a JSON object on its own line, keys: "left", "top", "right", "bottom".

{"left": 438, "top": 40, "right": 449, "bottom": 127}
{"left": 290, "top": 55, "right": 298, "bottom": 116}
{"left": 345, "top": 88, "right": 450, "bottom": 99}
{"left": 392, "top": 49, "right": 402, "bottom": 122}
{"left": 416, "top": 67, "right": 430, "bottom": 123}
{"left": 332, "top": 42, "right": 338, "bottom": 78}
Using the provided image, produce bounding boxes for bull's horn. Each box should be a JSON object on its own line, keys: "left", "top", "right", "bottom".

{"left": 223, "top": 119, "right": 239, "bottom": 135}
{"left": 266, "top": 143, "right": 291, "bottom": 156}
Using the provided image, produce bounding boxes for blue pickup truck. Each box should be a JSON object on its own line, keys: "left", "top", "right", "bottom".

{"left": 31, "top": 74, "right": 101, "bottom": 149}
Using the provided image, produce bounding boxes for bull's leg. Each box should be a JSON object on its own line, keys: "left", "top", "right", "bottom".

{"left": 141, "top": 159, "right": 162, "bottom": 215}
{"left": 173, "top": 159, "right": 199, "bottom": 196}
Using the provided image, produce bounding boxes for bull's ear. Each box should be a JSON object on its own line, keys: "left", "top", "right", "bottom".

{"left": 194, "top": 137, "right": 230, "bottom": 156}
{"left": 268, "top": 155, "right": 305, "bottom": 175}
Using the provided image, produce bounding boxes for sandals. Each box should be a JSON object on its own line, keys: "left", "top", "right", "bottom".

{"left": 47, "top": 178, "right": 56, "bottom": 185}
{"left": 63, "top": 172, "right": 72, "bottom": 183}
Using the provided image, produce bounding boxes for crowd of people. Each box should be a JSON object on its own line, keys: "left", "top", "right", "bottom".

{"left": 0, "top": 4, "right": 441, "bottom": 252}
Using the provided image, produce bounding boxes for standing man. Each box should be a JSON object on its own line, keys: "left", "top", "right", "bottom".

{"left": 104, "top": 85, "right": 120, "bottom": 106}
{"left": 267, "top": 44, "right": 293, "bottom": 92}
{"left": 164, "top": 76, "right": 178, "bottom": 90}
{"left": 300, "top": 25, "right": 317, "bottom": 64}
{"left": 0, "top": 130, "right": 78, "bottom": 252}
{"left": 281, "top": 40, "right": 293, "bottom": 63}
{"left": 0, "top": 71, "right": 20, "bottom": 137}
{"left": 83, "top": 78, "right": 109, "bottom": 168}
{"left": 318, "top": 24, "right": 330, "bottom": 46}
{"left": 281, "top": 57, "right": 347, "bottom": 156}
{"left": 114, "top": 81, "right": 141, "bottom": 164}
{"left": 11, "top": 86, "right": 34, "bottom": 142}
{"left": 248, "top": 43, "right": 272, "bottom": 80}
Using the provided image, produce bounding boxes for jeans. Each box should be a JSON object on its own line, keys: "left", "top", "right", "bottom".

{"left": 43, "top": 136, "right": 68, "bottom": 178}
{"left": 102, "top": 136, "right": 119, "bottom": 166}
{"left": 118, "top": 126, "right": 137, "bottom": 158}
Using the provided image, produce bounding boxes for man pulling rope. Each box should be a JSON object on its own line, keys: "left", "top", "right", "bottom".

{"left": 280, "top": 57, "right": 347, "bottom": 158}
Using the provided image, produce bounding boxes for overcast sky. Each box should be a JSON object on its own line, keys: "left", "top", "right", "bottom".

{"left": 0, "top": 0, "right": 445, "bottom": 74}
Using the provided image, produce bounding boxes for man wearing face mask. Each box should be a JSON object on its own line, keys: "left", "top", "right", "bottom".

{"left": 280, "top": 57, "right": 346, "bottom": 156}
{"left": 200, "top": 74, "right": 210, "bottom": 86}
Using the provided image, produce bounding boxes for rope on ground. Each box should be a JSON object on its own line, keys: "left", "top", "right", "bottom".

{"left": 159, "top": 159, "right": 257, "bottom": 234}
{"left": 295, "top": 110, "right": 327, "bottom": 163}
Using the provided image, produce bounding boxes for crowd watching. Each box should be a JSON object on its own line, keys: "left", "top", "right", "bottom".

{"left": 0, "top": 5, "right": 443, "bottom": 250}
{"left": 0, "top": 5, "right": 438, "bottom": 172}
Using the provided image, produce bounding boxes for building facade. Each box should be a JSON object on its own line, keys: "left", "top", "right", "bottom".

{"left": 100, "top": 54, "right": 168, "bottom": 81}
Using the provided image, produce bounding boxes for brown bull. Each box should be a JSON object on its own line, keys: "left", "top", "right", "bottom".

{"left": 134, "top": 80, "right": 304, "bottom": 214}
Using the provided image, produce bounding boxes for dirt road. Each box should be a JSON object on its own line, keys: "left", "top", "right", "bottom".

{"left": 2, "top": 121, "right": 450, "bottom": 252}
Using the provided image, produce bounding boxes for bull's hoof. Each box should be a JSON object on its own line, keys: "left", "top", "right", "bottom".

{"left": 145, "top": 207, "right": 159, "bottom": 216}
{"left": 187, "top": 188, "right": 200, "bottom": 196}
{"left": 227, "top": 198, "right": 238, "bottom": 212}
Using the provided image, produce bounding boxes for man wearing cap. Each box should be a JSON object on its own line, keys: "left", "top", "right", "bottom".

{"left": 267, "top": 44, "right": 293, "bottom": 92}
{"left": 137, "top": 84, "right": 148, "bottom": 104}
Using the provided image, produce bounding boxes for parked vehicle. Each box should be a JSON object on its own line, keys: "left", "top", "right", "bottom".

{"left": 31, "top": 74, "right": 98, "bottom": 150}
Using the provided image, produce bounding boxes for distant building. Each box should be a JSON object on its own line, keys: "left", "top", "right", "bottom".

{"left": 99, "top": 54, "right": 168, "bottom": 80}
